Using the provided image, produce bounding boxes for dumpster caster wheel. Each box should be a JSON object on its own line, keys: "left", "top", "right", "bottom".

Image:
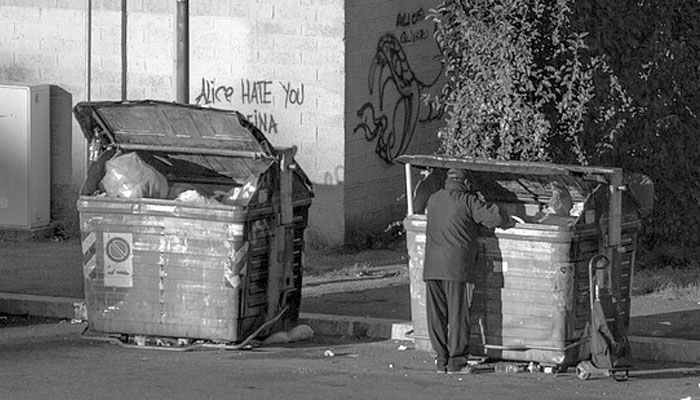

{"left": 576, "top": 362, "right": 592, "bottom": 380}
{"left": 543, "top": 366, "right": 561, "bottom": 375}
{"left": 612, "top": 370, "right": 629, "bottom": 382}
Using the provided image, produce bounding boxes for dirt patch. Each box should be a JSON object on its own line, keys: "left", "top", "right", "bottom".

{"left": 304, "top": 238, "right": 408, "bottom": 277}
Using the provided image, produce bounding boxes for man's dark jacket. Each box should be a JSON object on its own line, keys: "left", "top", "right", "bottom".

{"left": 423, "top": 179, "right": 503, "bottom": 282}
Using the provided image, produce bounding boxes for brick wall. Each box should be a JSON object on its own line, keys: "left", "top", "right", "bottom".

{"left": 344, "top": 0, "right": 443, "bottom": 243}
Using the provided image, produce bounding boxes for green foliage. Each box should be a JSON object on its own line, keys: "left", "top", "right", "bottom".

{"left": 569, "top": 0, "right": 700, "bottom": 249}
{"left": 429, "top": 0, "right": 632, "bottom": 165}
{"left": 429, "top": 0, "right": 700, "bottom": 249}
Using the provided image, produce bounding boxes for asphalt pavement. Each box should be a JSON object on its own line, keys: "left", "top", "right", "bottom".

{"left": 2, "top": 322, "right": 700, "bottom": 400}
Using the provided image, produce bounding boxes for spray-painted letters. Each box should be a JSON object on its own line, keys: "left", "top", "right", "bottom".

{"left": 194, "top": 78, "right": 235, "bottom": 105}
{"left": 194, "top": 77, "right": 306, "bottom": 135}
{"left": 396, "top": 7, "right": 430, "bottom": 44}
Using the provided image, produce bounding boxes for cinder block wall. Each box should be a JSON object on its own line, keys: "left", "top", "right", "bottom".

{"left": 1, "top": 0, "right": 441, "bottom": 246}
{"left": 0, "top": 4, "right": 88, "bottom": 233}
{"left": 344, "top": 0, "right": 443, "bottom": 244}
{"left": 1, "top": 0, "right": 346, "bottom": 244}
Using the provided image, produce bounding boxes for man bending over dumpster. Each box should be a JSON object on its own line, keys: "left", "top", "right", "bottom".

{"left": 424, "top": 168, "right": 506, "bottom": 374}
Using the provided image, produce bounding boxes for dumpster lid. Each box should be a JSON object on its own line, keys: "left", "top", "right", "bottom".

{"left": 395, "top": 154, "right": 620, "bottom": 181}
{"left": 73, "top": 100, "right": 276, "bottom": 158}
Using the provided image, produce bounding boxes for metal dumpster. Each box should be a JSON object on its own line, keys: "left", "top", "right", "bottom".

{"left": 398, "top": 155, "right": 643, "bottom": 368}
{"left": 74, "top": 100, "right": 313, "bottom": 343}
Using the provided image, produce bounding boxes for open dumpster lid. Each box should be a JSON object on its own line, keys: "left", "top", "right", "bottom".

{"left": 395, "top": 154, "right": 620, "bottom": 181}
{"left": 397, "top": 154, "right": 630, "bottom": 247}
{"left": 73, "top": 100, "right": 276, "bottom": 158}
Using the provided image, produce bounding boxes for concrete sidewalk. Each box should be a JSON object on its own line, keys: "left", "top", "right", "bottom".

{"left": 1, "top": 239, "right": 698, "bottom": 364}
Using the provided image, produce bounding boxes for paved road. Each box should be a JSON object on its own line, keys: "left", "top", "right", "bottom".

{"left": 1, "top": 323, "right": 699, "bottom": 400}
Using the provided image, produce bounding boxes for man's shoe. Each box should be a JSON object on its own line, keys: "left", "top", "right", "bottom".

{"left": 447, "top": 365, "right": 474, "bottom": 375}
{"left": 446, "top": 357, "right": 471, "bottom": 374}
{"left": 435, "top": 357, "right": 448, "bottom": 374}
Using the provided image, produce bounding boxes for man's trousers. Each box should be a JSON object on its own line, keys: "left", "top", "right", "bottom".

{"left": 425, "top": 279, "right": 474, "bottom": 365}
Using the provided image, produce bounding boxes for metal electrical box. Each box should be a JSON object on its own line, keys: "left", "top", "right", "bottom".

{"left": 0, "top": 84, "right": 50, "bottom": 229}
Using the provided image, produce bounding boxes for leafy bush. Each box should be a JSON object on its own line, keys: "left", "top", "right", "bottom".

{"left": 429, "top": 0, "right": 631, "bottom": 165}
{"left": 569, "top": 0, "right": 700, "bottom": 250}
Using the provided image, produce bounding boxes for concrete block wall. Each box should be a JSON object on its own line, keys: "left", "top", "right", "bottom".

{"left": 1, "top": 0, "right": 346, "bottom": 244}
{"left": 1, "top": 0, "right": 443, "bottom": 246}
{"left": 0, "top": 2, "right": 89, "bottom": 235}
{"left": 344, "top": 0, "right": 443, "bottom": 243}
{"left": 182, "top": 0, "right": 347, "bottom": 245}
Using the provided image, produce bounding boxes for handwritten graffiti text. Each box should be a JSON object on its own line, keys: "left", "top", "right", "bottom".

{"left": 279, "top": 81, "right": 305, "bottom": 108}
{"left": 396, "top": 7, "right": 425, "bottom": 27}
{"left": 194, "top": 78, "right": 235, "bottom": 105}
{"left": 395, "top": 7, "right": 430, "bottom": 45}
{"left": 195, "top": 77, "right": 305, "bottom": 135}
{"left": 241, "top": 79, "right": 273, "bottom": 105}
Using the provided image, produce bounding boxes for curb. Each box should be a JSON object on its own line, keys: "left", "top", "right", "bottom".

{"left": 2, "top": 292, "right": 699, "bottom": 365}
{"left": 299, "top": 313, "right": 403, "bottom": 339}
{"left": 0, "top": 292, "right": 84, "bottom": 320}
{"left": 629, "top": 336, "right": 700, "bottom": 364}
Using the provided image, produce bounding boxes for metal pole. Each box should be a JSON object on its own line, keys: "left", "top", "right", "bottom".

{"left": 84, "top": 0, "right": 92, "bottom": 177}
{"left": 85, "top": 0, "right": 92, "bottom": 102}
{"left": 121, "top": 0, "right": 127, "bottom": 100}
{"left": 405, "top": 163, "right": 414, "bottom": 216}
{"left": 176, "top": 0, "right": 190, "bottom": 103}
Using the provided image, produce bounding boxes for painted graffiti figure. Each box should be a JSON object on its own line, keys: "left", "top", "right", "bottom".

{"left": 354, "top": 33, "right": 442, "bottom": 163}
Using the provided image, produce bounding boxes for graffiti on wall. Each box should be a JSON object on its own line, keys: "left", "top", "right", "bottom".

{"left": 396, "top": 7, "right": 431, "bottom": 44}
{"left": 194, "top": 77, "right": 305, "bottom": 135}
{"left": 353, "top": 31, "right": 443, "bottom": 163}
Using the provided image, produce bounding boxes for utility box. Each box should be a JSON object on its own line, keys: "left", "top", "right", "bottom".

{"left": 0, "top": 84, "right": 50, "bottom": 229}
{"left": 74, "top": 100, "right": 313, "bottom": 343}
{"left": 398, "top": 155, "right": 646, "bottom": 368}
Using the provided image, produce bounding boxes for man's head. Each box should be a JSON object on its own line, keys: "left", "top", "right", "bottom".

{"left": 445, "top": 168, "right": 471, "bottom": 190}
{"left": 447, "top": 168, "right": 467, "bottom": 181}
{"left": 446, "top": 168, "right": 467, "bottom": 181}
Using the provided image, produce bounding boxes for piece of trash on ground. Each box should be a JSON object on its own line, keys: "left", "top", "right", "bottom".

{"left": 659, "top": 321, "right": 672, "bottom": 326}
{"left": 324, "top": 350, "right": 335, "bottom": 357}
{"left": 396, "top": 345, "right": 408, "bottom": 351}
{"left": 680, "top": 396, "right": 691, "bottom": 400}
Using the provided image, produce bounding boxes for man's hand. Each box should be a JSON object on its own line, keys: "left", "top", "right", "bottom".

{"left": 499, "top": 214, "right": 519, "bottom": 229}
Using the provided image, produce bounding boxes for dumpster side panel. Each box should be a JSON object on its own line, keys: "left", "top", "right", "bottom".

{"left": 80, "top": 199, "right": 249, "bottom": 342}
{"left": 404, "top": 215, "right": 622, "bottom": 365}
{"left": 403, "top": 216, "right": 431, "bottom": 352}
{"left": 469, "top": 229, "right": 579, "bottom": 365}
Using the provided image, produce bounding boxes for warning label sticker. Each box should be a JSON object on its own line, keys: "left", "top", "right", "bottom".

{"left": 103, "top": 232, "right": 134, "bottom": 288}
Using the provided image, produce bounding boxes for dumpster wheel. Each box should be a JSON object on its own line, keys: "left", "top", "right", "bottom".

{"left": 81, "top": 305, "right": 290, "bottom": 352}
{"left": 576, "top": 362, "right": 592, "bottom": 380}
{"left": 576, "top": 360, "right": 629, "bottom": 382}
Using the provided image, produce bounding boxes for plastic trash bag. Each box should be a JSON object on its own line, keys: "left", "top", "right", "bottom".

{"left": 101, "top": 152, "right": 169, "bottom": 199}
{"left": 175, "top": 190, "right": 217, "bottom": 206}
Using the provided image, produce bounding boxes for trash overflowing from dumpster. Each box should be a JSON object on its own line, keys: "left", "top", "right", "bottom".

{"left": 73, "top": 100, "right": 313, "bottom": 350}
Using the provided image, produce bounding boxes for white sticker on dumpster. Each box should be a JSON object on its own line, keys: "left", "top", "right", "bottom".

{"left": 103, "top": 232, "right": 134, "bottom": 288}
